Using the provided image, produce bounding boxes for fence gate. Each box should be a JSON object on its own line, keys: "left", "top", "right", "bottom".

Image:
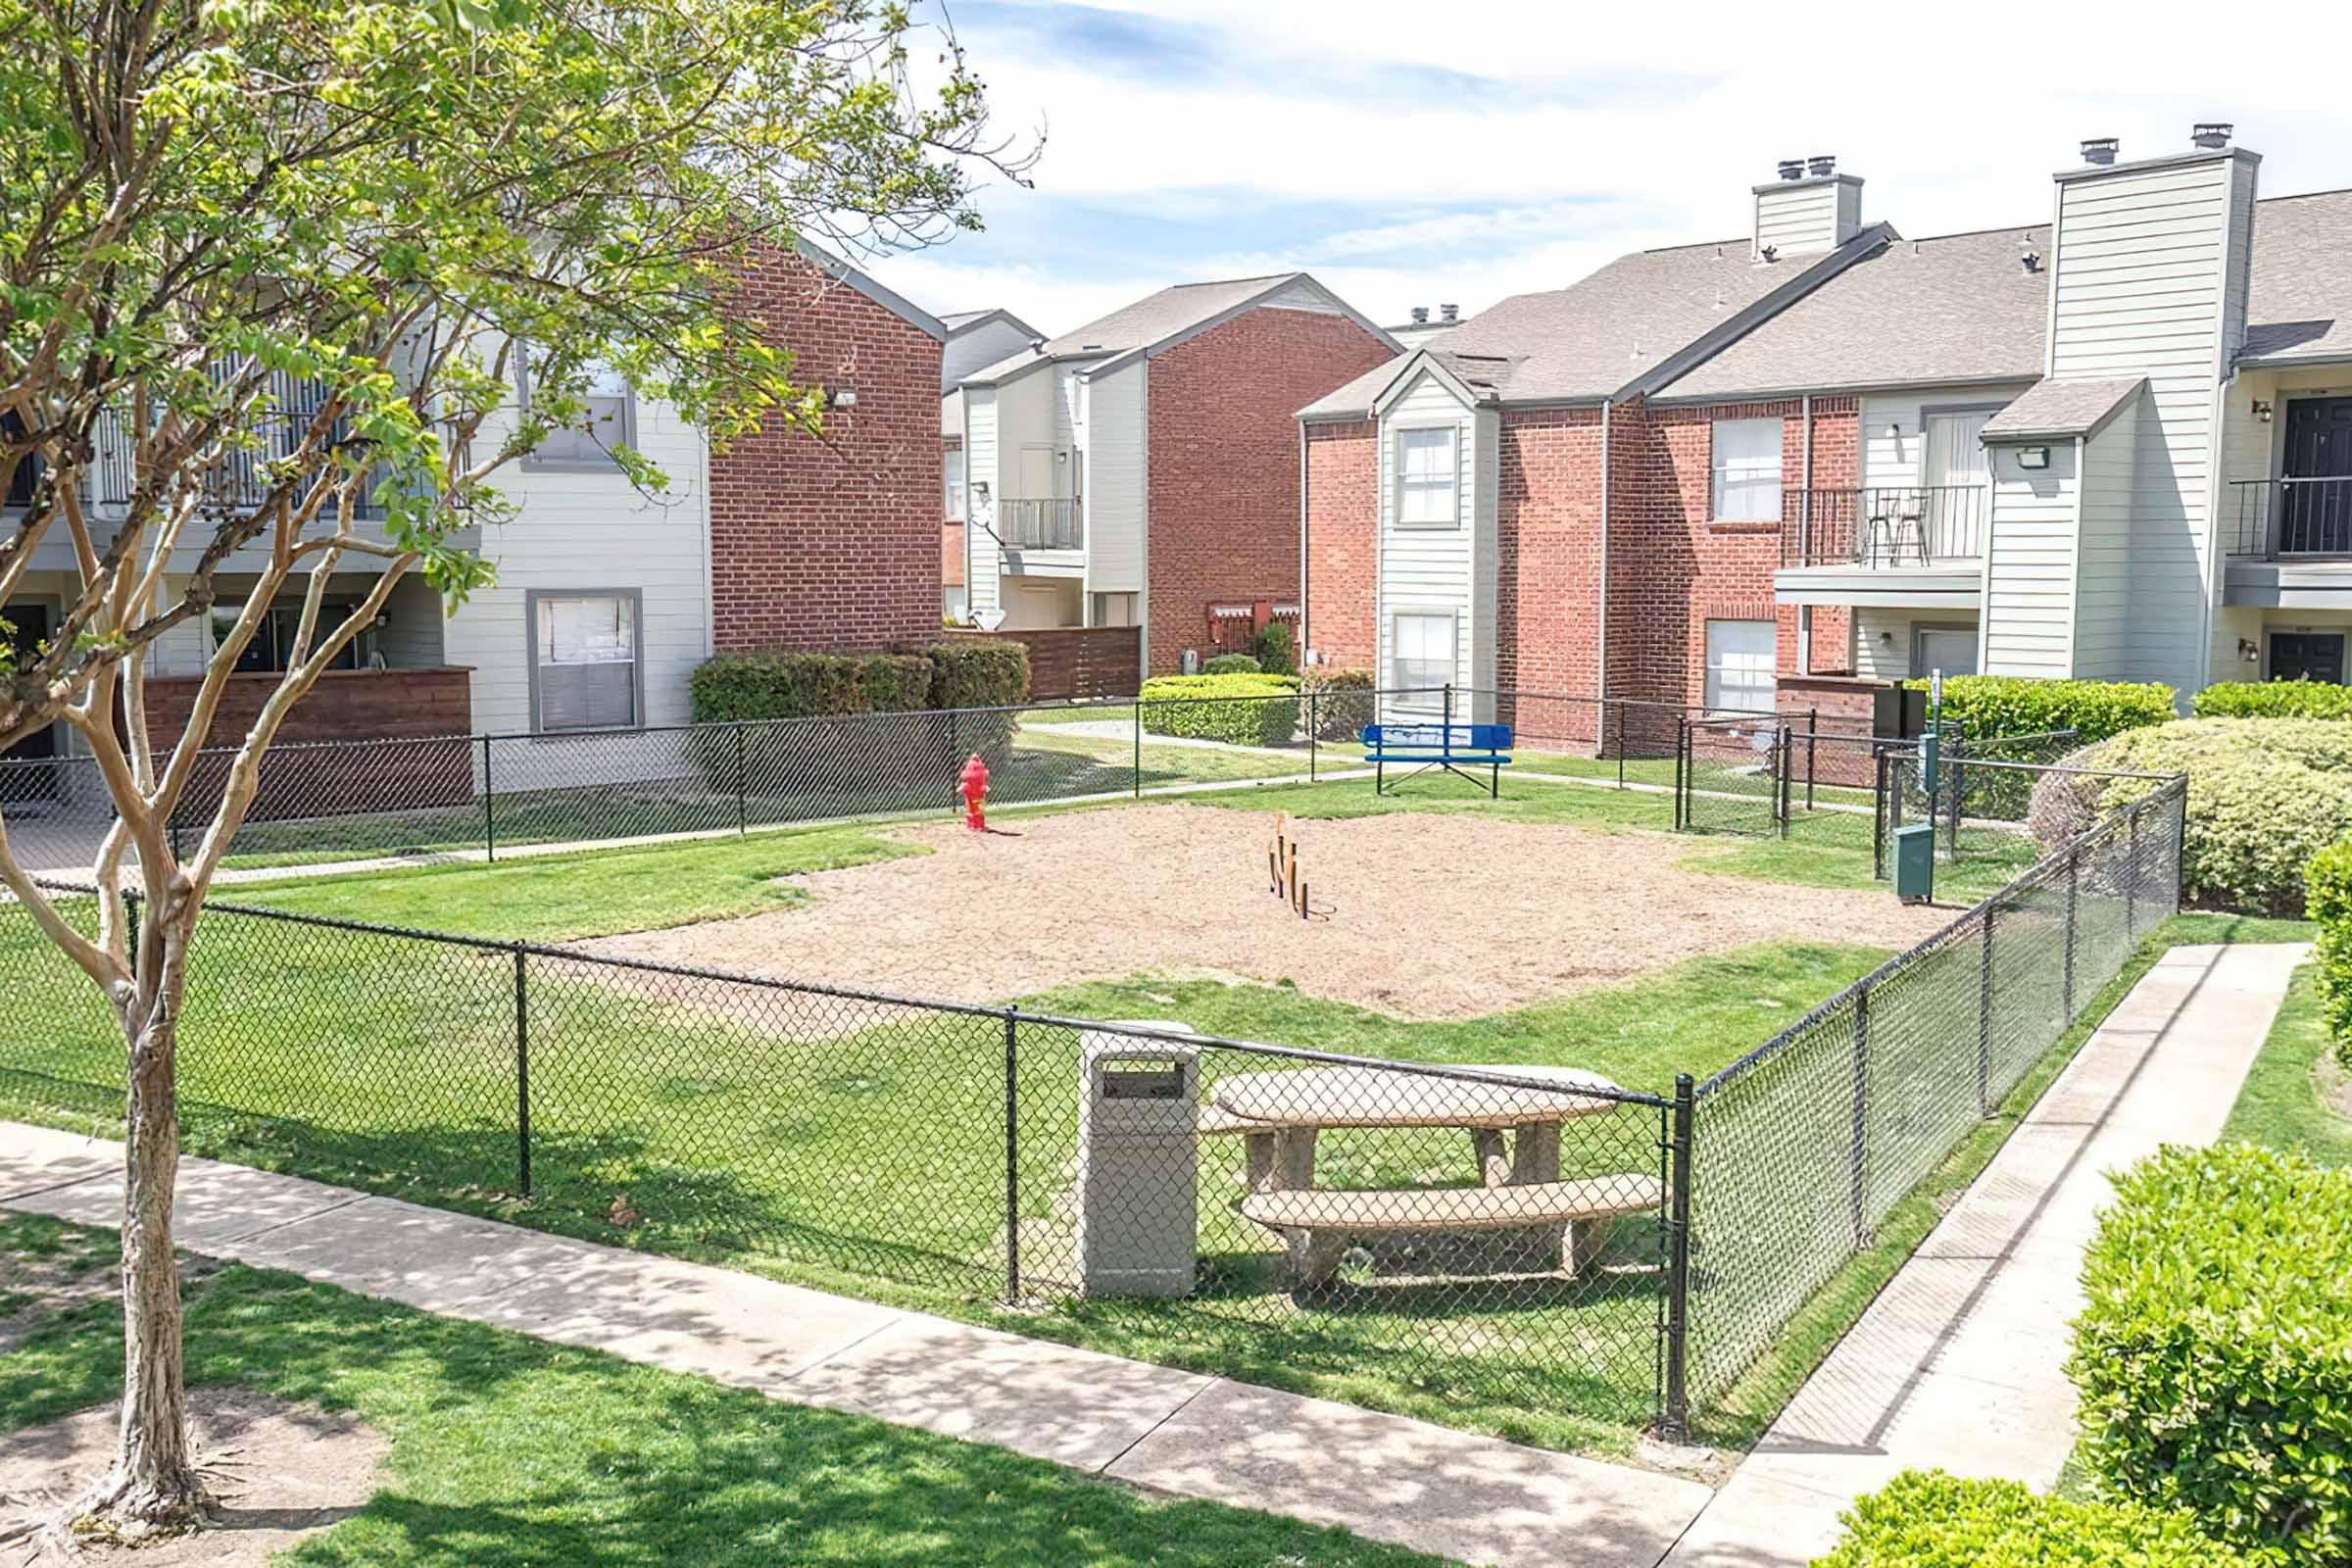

{"left": 1675, "top": 714, "right": 1788, "bottom": 836}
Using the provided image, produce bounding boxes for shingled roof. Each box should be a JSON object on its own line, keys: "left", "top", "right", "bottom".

{"left": 2242, "top": 188, "right": 2352, "bottom": 366}
{"left": 964, "top": 274, "right": 1393, "bottom": 386}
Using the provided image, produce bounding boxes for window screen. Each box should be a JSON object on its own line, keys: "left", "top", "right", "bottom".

{"left": 534, "top": 593, "right": 638, "bottom": 730}
{"left": 1397, "top": 426, "right": 1458, "bottom": 526}
{"left": 526, "top": 361, "right": 633, "bottom": 466}
{"left": 1703, "top": 618, "right": 1777, "bottom": 713}
{"left": 1711, "top": 417, "right": 1783, "bottom": 522}
{"left": 1391, "top": 611, "right": 1456, "bottom": 693}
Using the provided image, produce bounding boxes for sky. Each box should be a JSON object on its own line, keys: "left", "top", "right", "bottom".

{"left": 855, "top": 0, "right": 2352, "bottom": 341}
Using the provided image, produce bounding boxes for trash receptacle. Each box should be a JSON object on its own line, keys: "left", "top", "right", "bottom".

{"left": 1892, "top": 821, "right": 1936, "bottom": 904}
{"left": 1075, "top": 1021, "right": 1200, "bottom": 1298}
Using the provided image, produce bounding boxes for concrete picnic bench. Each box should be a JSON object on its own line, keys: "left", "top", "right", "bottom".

{"left": 1199, "top": 1063, "right": 1664, "bottom": 1290}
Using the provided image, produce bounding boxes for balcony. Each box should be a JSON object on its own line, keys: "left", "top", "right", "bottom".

{"left": 1779, "top": 486, "right": 1987, "bottom": 569}
{"left": 2226, "top": 477, "right": 2352, "bottom": 560}
{"left": 994, "top": 496, "right": 1083, "bottom": 552}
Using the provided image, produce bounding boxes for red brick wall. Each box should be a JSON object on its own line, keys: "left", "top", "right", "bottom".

{"left": 1302, "top": 419, "right": 1378, "bottom": 671}
{"left": 1496, "top": 408, "right": 1607, "bottom": 697}
{"left": 709, "top": 243, "right": 944, "bottom": 653}
{"left": 1146, "top": 309, "right": 1396, "bottom": 673}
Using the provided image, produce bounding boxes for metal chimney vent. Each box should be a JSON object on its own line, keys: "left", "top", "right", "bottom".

{"left": 1439, "top": 304, "right": 1459, "bottom": 322}
{"left": 1806, "top": 155, "right": 1836, "bottom": 177}
{"left": 2081, "top": 137, "right": 2119, "bottom": 166}
{"left": 1409, "top": 306, "right": 1429, "bottom": 324}
{"left": 2191, "top": 122, "right": 2233, "bottom": 149}
{"left": 1776, "top": 158, "right": 1804, "bottom": 180}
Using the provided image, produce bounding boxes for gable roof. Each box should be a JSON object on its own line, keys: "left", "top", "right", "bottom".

{"left": 963, "top": 273, "right": 1396, "bottom": 387}
{"left": 940, "top": 306, "right": 1043, "bottom": 339}
{"left": 1652, "top": 224, "right": 2052, "bottom": 401}
{"left": 2241, "top": 188, "right": 2352, "bottom": 366}
{"left": 1299, "top": 225, "right": 1891, "bottom": 419}
{"left": 1980, "top": 376, "right": 2144, "bottom": 442}
{"left": 791, "top": 237, "right": 947, "bottom": 342}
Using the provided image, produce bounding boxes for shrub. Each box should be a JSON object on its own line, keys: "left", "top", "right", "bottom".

{"left": 2309, "top": 836, "right": 2352, "bottom": 1071}
{"left": 1301, "top": 667, "right": 1376, "bottom": 742}
{"left": 1816, "top": 1471, "right": 2247, "bottom": 1568}
{"left": 1201, "top": 652, "right": 1261, "bottom": 675}
{"left": 2070, "top": 1144, "right": 2352, "bottom": 1568}
{"left": 921, "top": 638, "right": 1031, "bottom": 710}
{"left": 1907, "top": 674, "right": 2177, "bottom": 747}
{"left": 2028, "top": 718, "right": 2352, "bottom": 913}
{"left": 1139, "top": 673, "right": 1299, "bottom": 748}
{"left": 2195, "top": 680, "right": 2352, "bottom": 720}
{"left": 1252, "top": 620, "right": 1296, "bottom": 677}
{"left": 689, "top": 652, "right": 932, "bottom": 722}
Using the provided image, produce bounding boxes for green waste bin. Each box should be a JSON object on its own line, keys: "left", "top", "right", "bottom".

{"left": 1892, "top": 822, "right": 1936, "bottom": 904}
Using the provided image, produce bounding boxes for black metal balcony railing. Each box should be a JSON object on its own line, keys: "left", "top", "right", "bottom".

{"left": 2227, "top": 476, "right": 2352, "bottom": 559}
{"left": 994, "top": 496, "right": 1082, "bottom": 551}
{"left": 88, "top": 372, "right": 383, "bottom": 523}
{"left": 1779, "top": 486, "right": 1987, "bottom": 569}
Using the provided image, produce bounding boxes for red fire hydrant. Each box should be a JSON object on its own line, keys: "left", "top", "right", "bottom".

{"left": 959, "top": 752, "right": 990, "bottom": 832}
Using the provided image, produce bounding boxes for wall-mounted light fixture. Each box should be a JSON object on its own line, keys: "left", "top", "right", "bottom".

{"left": 2238, "top": 638, "right": 2261, "bottom": 663}
{"left": 2018, "top": 446, "right": 2051, "bottom": 470}
{"left": 2253, "top": 399, "right": 2275, "bottom": 424}
{"left": 1885, "top": 422, "right": 1902, "bottom": 440}
{"left": 1879, "top": 629, "right": 1895, "bottom": 646}
{"left": 826, "top": 384, "right": 858, "bottom": 409}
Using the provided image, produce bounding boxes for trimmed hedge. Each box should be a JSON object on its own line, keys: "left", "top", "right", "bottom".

{"left": 2029, "top": 718, "right": 2352, "bottom": 913}
{"left": 1816, "top": 1471, "right": 2247, "bottom": 1568}
{"left": 1139, "top": 673, "right": 1299, "bottom": 748}
{"left": 1301, "top": 666, "right": 1376, "bottom": 742}
{"left": 924, "top": 638, "right": 1031, "bottom": 710}
{"left": 2070, "top": 1144, "right": 2352, "bottom": 1568}
{"left": 690, "top": 643, "right": 1029, "bottom": 723}
{"left": 1906, "top": 674, "right": 2177, "bottom": 746}
{"left": 2310, "top": 836, "right": 2352, "bottom": 1072}
{"left": 1201, "top": 653, "right": 1261, "bottom": 675}
{"left": 2195, "top": 680, "right": 2352, "bottom": 720}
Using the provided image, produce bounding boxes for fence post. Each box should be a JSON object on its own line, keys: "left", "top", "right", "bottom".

{"left": 1776, "top": 726, "right": 1792, "bottom": 837}
{"left": 1309, "top": 690, "right": 1318, "bottom": 781}
{"left": 1805, "top": 707, "right": 1818, "bottom": 812}
{"left": 1944, "top": 749, "right": 1962, "bottom": 861}
{"left": 2124, "top": 802, "right": 2141, "bottom": 936}
{"left": 2172, "top": 785, "right": 2188, "bottom": 915}
{"left": 1660, "top": 1074, "right": 1695, "bottom": 1445}
{"left": 1004, "top": 1008, "right": 1022, "bottom": 1302}
{"left": 735, "top": 723, "right": 749, "bottom": 835}
{"left": 1672, "top": 718, "right": 1686, "bottom": 831}
{"left": 1849, "top": 982, "right": 1870, "bottom": 1247}
{"left": 513, "top": 945, "right": 532, "bottom": 1197}
{"left": 480, "top": 734, "right": 497, "bottom": 863}
{"left": 1614, "top": 701, "right": 1626, "bottom": 789}
{"left": 1443, "top": 683, "right": 1454, "bottom": 730}
{"left": 1872, "top": 748, "right": 1888, "bottom": 879}
{"left": 1133, "top": 701, "right": 1143, "bottom": 799}
{"left": 2063, "top": 844, "right": 2081, "bottom": 1019}
{"left": 1977, "top": 905, "right": 1996, "bottom": 1116}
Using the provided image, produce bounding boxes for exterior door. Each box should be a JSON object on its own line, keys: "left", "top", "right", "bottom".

{"left": 2270, "top": 631, "right": 2346, "bottom": 686}
{"left": 2281, "top": 399, "right": 2352, "bottom": 555}
{"left": 1921, "top": 410, "right": 1992, "bottom": 558}
{"left": 1912, "top": 625, "right": 1979, "bottom": 679}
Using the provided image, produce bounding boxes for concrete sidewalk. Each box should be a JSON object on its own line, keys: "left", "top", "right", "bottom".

{"left": 0, "top": 1121, "right": 1708, "bottom": 1568}
{"left": 1662, "top": 941, "right": 2305, "bottom": 1567}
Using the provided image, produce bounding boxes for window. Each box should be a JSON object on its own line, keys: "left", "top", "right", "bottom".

{"left": 944, "top": 446, "right": 965, "bottom": 519}
{"left": 1710, "top": 416, "right": 1783, "bottom": 522}
{"left": 523, "top": 359, "right": 634, "bottom": 467}
{"left": 530, "top": 591, "right": 640, "bottom": 731}
{"left": 1703, "top": 618, "right": 1777, "bottom": 713}
{"left": 1391, "top": 611, "right": 1456, "bottom": 693}
{"left": 1396, "top": 426, "right": 1458, "bottom": 527}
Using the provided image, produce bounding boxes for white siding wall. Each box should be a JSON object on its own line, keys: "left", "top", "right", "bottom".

{"left": 1981, "top": 439, "right": 2081, "bottom": 677}
{"left": 1376, "top": 371, "right": 1480, "bottom": 709}
{"left": 1860, "top": 386, "right": 2034, "bottom": 491}
{"left": 942, "top": 318, "right": 1039, "bottom": 390}
{"left": 2072, "top": 399, "right": 2142, "bottom": 677}
{"left": 1752, "top": 179, "right": 1855, "bottom": 259}
{"left": 1850, "top": 610, "right": 1984, "bottom": 680}
{"left": 2048, "top": 150, "right": 2256, "bottom": 696}
{"left": 374, "top": 573, "right": 448, "bottom": 667}
{"left": 963, "top": 385, "right": 1000, "bottom": 619}
{"left": 1262, "top": 279, "right": 1347, "bottom": 316}
{"left": 1082, "top": 360, "right": 1147, "bottom": 597}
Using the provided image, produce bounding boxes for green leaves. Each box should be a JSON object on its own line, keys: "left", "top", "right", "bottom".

{"left": 1906, "top": 674, "right": 2180, "bottom": 746}
{"left": 2070, "top": 1145, "right": 2352, "bottom": 1567}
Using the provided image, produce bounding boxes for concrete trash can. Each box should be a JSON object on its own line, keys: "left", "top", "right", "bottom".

{"left": 1074, "top": 1021, "right": 1200, "bottom": 1298}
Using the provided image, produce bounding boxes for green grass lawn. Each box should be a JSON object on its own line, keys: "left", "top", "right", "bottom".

{"left": 0, "top": 1214, "right": 1442, "bottom": 1568}
{"left": 2220, "top": 959, "right": 2352, "bottom": 1166}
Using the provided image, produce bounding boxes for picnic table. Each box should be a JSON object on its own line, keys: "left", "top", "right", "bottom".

{"left": 1201, "top": 1064, "right": 1663, "bottom": 1289}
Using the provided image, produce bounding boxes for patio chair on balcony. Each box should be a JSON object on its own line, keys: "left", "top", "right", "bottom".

{"left": 1864, "top": 497, "right": 1931, "bottom": 567}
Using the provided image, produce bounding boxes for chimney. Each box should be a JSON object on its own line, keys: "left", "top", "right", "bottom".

{"left": 1409, "top": 306, "right": 1429, "bottom": 324}
{"left": 1752, "top": 156, "right": 1863, "bottom": 262}
{"left": 2080, "top": 137, "right": 2119, "bottom": 166}
{"left": 1439, "top": 303, "right": 1459, "bottom": 322}
{"left": 2051, "top": 130, "right": 2259, "bottom": 374}
{"left": 2192, "top": 122, "right": 2233, "bottom": 149}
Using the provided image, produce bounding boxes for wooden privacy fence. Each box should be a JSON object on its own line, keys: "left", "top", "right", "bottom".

{"left": 950, "top": 625, "right": 1142, "bottom": 702}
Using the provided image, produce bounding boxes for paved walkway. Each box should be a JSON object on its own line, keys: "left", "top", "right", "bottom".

{"left": 0, "top": 1121, "right": 1708, "bottom": 1568}
{"left": 1662, "top": 941, "right": 2305, "bottom": 1567}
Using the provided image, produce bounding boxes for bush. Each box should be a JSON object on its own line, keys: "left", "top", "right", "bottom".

{"left": 1816, "top": 1471, "right": 2247, "bottom": 1568}
{"left": 1201, "top": 653, "right": 1261, "bottom": 675}
{"left": 1907, "top": 674, "right": 2177, "bottom": 747}
{"left": 1139, "top": 673, "right": 1299, "bottom": 748}
{"left": 689, "top": 651, "right": 932, "bottom": 722}
{"left": 1301, "top": 667, "right": 1376, "bottom": 742}
{"left": 2070, "top": 1144, "right": 2352, "bottom": 1568}
{"left": 2308, "top": 837, "right": 2352, "bottom": 1071}
{"left": 2028, "top": 718, "right": 2352, "bottom": 913}
{"left": 1252, "top": 620, "right": 1296, "bottom": 677}
{"left": 922, "top": 638, "right": 1031, "bottom": 710}
{"left": 2195, "top": 680, "right": 2352, "bottom": 720}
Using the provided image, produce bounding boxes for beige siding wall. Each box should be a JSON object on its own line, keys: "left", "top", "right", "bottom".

{"left": 1982, "top": 439, "right": 2080, "bottom": 677}
{"left": 2072, "top": 398, "right": 2143, "bottom": 679}
{"left": 1082, "top": 361, "right": 1148, "bottom": 599}
{"left": 1376, "top": 370, "right": 1480, "bottom": 708}
{"left": 1752, "top": 179, "right": 1855, "bottom": 259}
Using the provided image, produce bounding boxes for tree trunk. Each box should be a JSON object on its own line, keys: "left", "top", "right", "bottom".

{"left": 80, "top": 912, "right": 210, "bottom": 1534}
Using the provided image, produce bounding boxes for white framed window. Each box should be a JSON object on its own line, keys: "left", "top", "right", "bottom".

{"left": 1396, "top": 425, "right": 1459, "bottom": 527}
{"left": 523, "top": 359, "right": 634, "bottom": 467}
{"left": 1390, "top": 610, "right": 1456, "bottom": 694}
{"left": 1710, "top": 416, "right": 1783, "bottom": 522}
{"left": 529, "top": 590, "right": 641, "bottom": 731}
{"left": 944, "top": 446, "right": 966, "bottom": 519}
{"left": 1703, "top": 618, "right": 1778, "bottom": 713}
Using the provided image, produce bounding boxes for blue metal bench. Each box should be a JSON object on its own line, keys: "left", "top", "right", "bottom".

{"left": 1361, "top": 722, "right": 1515, "bottom": 797}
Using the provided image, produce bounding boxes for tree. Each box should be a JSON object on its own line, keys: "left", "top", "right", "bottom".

{"left": 0, "top": 0, "right": 1022, "bottom": 1536}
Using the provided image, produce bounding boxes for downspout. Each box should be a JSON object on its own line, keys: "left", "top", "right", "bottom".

{"left": 1298, "top": 419, "right": 1310, "bottom": 662}
{"left": 1798, "top": 392, "right": 1813, "bottom": 676}
{"left": 1596, "top": 399, "right": 1611, "bottom": 700}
